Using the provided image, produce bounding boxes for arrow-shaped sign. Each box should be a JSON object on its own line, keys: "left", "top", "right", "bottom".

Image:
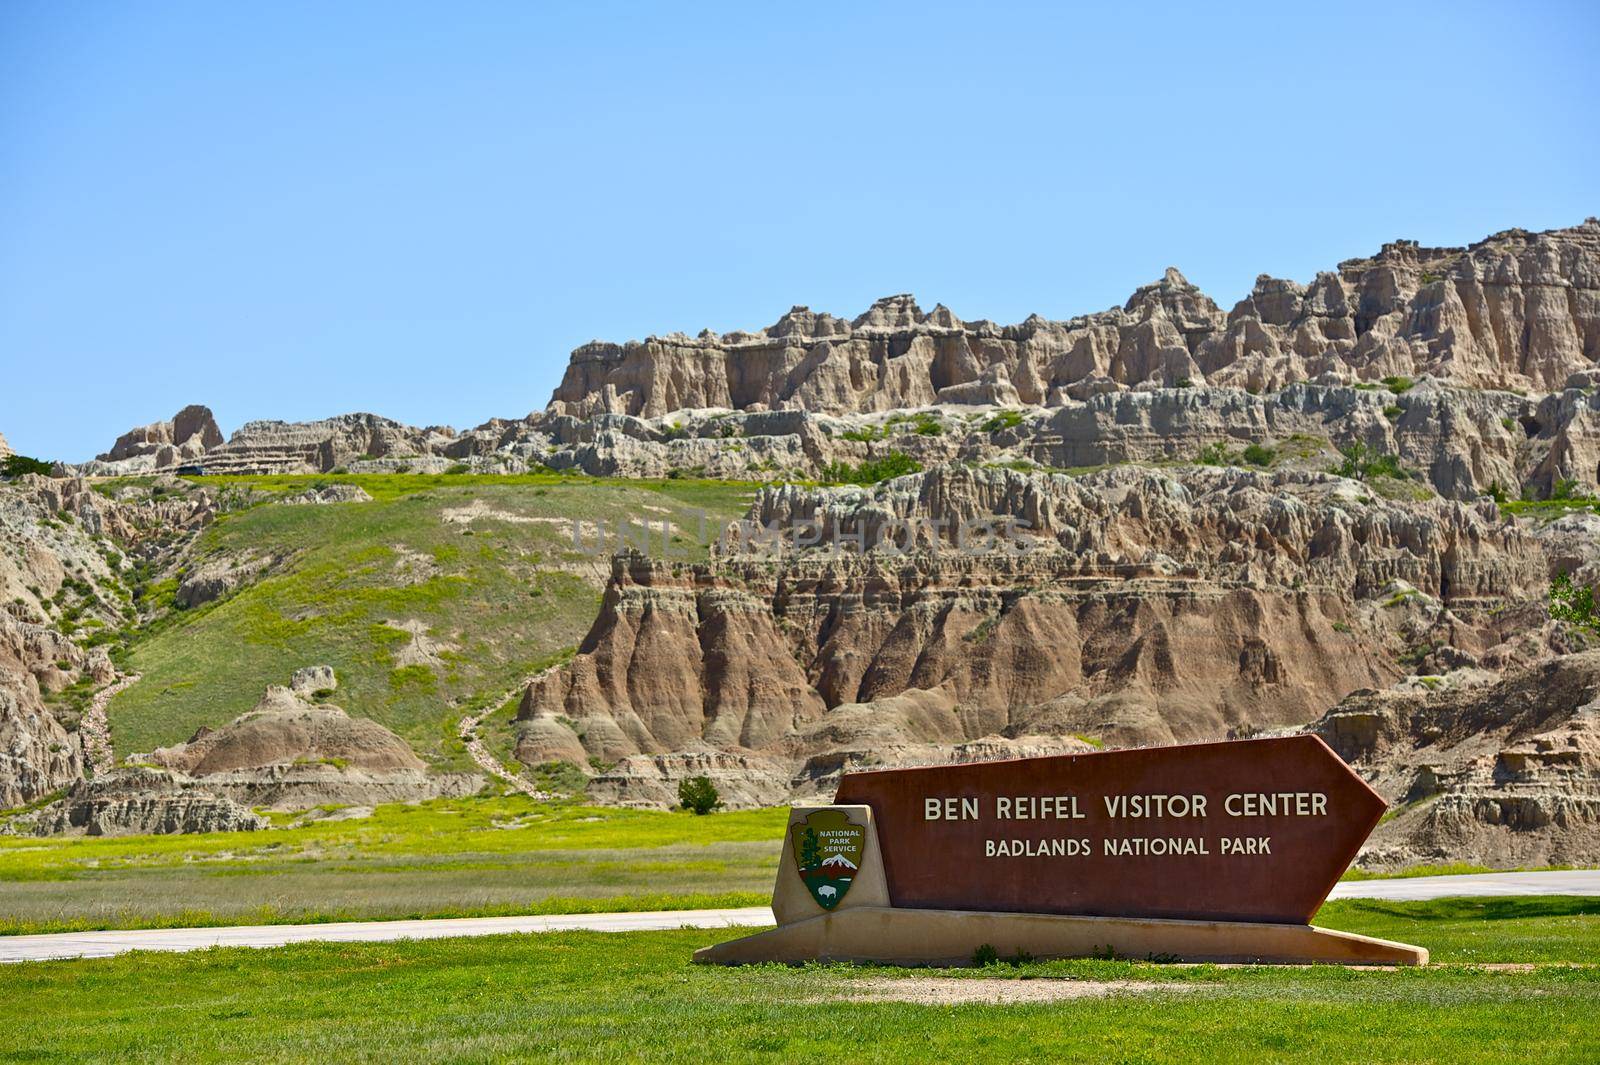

{"left": 833, "top": 734, "right": 1384, "bottom": 924}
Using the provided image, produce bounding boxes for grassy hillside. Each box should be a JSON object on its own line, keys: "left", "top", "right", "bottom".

{"left": 109, "top": 473, "right": 756, "bottom": 765}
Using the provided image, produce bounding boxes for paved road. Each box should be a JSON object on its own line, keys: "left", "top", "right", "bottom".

{"left": 1326, "top": 869, "right": 1600, "bottom": 901}
{"left": 0, "top": 907, "right": 774, "bottom": 964}
{"left": 2, "top": 870, "right": 1595, "bottom": 964}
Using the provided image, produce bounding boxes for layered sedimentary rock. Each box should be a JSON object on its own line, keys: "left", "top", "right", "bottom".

{"left": 0, "top": 430, "right": 12, "bottom": 460}
{"left": 586, "top": 733, "right": 1097, "bottom": 809}
{"left": 197, "top": 413, "right": 460, "bottom": 475}
{"left": 0, "top": 475, "right": 208, "bottom": 808}
{"left": 71, "top": 221, "right": 1600, "bottom": 498}
{"left": 96, "top": 404, "right": 224, "bottom": 469}
{"left": 518, "top": 464, "right": 1555, "bottom": 806}
{"left": 79, "top": 412, "right": 465, "bottom": 477}
{"left": 529, "top": 381, "right": 1597, "bottom": 500}
{"left": 22, "top": 217, "right": 1600, "bottom": 852}
{"left": 143, "top": 669, "right": 482, "bottom": 810}
{"left": 1314, "top": 651, "right": 1600, "bottom": 870}
{"left": 14, "top": 767, "right": 267, "bottom": 837}
{"left": 549, "top": 220, "right": 1600, "bottom": 417}
{"left": 174, "top": 553, "right": 281, "bottom": 609}
{"left": 0, "top": 613, "right": 85, "bottom": 807}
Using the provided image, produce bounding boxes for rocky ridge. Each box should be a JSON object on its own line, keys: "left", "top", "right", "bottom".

{"left": 0, "top": 476, "right": 217, "bottom": 812}
{"left": 548, "top": 220, "right": 1600, "bottom": 415}
{"left": 514, "top": 463, "right": 1579, "bottom": 808}
{"left": 12, "top": 767, "right": 267, "bottom": 837}
{"left": 140, "top": 667, "right": 483, "bottom": 810}
{"left": 1314, "top": 651, "right": 1600, "bottom": 870}
{"left": 0, "top": 464, "right": 485, "bottom": 830}
{"left": 97, "top": 404, "right": 224, "bottom": 470}
{"left": 0, "top": 612, "right": 87, "bottom": 808}
{"left": 70, "top": 221, "right": 1600, "bottom": 501}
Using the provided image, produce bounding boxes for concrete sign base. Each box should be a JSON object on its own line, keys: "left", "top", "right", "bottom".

{"left": 694, "top": 904, "right": 1428, "bottom": 967}
{"left": 696, "top": 792, "right": 1427, "bottom": 967}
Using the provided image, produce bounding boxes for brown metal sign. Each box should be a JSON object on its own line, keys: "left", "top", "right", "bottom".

{"left": 832, "top": 735, "right": 1384, "bottom": 924}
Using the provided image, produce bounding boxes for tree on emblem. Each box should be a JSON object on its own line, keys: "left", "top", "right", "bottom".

{"left": 799, "top": 827, "right": 822, "bottom": 868}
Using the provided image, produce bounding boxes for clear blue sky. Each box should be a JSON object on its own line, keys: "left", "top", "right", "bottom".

{"left": 3, "top": 1, "right": 1596, "bottom": 461}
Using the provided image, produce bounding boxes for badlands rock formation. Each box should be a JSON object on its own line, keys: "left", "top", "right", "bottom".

{"left": 516, "top": 463, "right": 1561, "bottom": 807}
{"left": 1315, "top": 651, "right": 1600, "bottom": 870}
{"left": 97, "top": 404, "right": 224, "bottom": 470}
{"left": 0, "top": 455, "right": 485, "bottom": 830}
{"left": 0, "top": 475, "right": 220, "bottom": 809}
{"left": 0, "top": 612, "right": 86, "bottom": 807}
{"left": 11, "top": 216, "right": 1600, "bottom": 861}
{"left": 0, "top": 430, "right": 12, "bottom": 460}
{"left": 143, "top": 668, "right": 482, "bottom": 809}
{"left": 74, "top": 221, "right": 1600, "bottom": 500}
{"left": 549, "top": 220, "right": 1600, "bottom": 415}
{"left": 0, "top": 474, "right": 229, "bottom": 816}
{"left": 14, "top": 767, "right": 267, "bottom": 837}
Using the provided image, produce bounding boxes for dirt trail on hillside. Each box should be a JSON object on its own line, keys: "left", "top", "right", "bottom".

{"left": 80, "top": 672, "right": 139, "bottom": 775}
{"left": 456, "top": 665, "right": 570, "bottom": 799}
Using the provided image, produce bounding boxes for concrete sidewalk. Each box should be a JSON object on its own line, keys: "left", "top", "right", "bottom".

{"left": 2, "top": 869, "right": 1594, "bottom": 964}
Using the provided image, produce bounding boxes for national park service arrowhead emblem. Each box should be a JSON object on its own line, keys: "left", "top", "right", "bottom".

{"left": 791, "top": 809, "right": 865, "bottom": 910}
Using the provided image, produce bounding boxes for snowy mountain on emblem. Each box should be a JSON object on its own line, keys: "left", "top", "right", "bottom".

{"left": 820, "top": 854, "right": 858, "bottom": 871}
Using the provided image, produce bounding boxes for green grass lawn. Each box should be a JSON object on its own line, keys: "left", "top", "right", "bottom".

{"left": 0, "top": 796, "right": 788, "bottom": 934}
{"left": 3, "top": 793, "right": 1593, "bottom": 937}
{"left": 0, "top": 898, "right": 1593, "bottom": 1063}
{"left": 107, "top": 473, "right": 757, "bottom": 766}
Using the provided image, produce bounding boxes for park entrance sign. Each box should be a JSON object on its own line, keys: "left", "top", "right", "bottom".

{"left": 696, "top": 736, "right": 1428, "bottom": 966}
{"left": 834, "top": 734, "right": 1378, "bottom": 925}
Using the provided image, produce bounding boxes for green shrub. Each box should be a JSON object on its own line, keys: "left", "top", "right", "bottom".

{"left": 839, "top": 425, "right": 885, "bottom": 443}
{"left": 819, "top": 452, "right": 921, "bottom": 485}
{"left": 1382, "top": 376, "right": 1414, "bottom": 395}
{"left": 1368, "top": 453, "right": 1406, "bottom": 479}
{"left": 1333, "top": 442, "right": 1405, "bottom": 482}
{"left": 678, "top": 776, "right": 722, "bottom": 815}
{"left": 980, "top": 410, "right": 1024, "bottom": 434}
{"left": 1383, "top": 405, "right": 1403, "bottom": 421}
{"left": 1241, "top": 443, "right": 1275, "bottom": 467}
{"left": 1200, "top": 441, "right": 1280, "bottom": 467}
{"left": 1, "top": 455, "right": 52, "bottom": 478}
{"left": 533, "top": 760, "right": 590, "bottom": 796}
{"left": 445, "top": 463, "right": 471, "bottom": 475}
{"left": 1550, "top": 573, "right": 1599, "bottom": 635}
